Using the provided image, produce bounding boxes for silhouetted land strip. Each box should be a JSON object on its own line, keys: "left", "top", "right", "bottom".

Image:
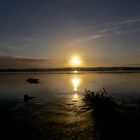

{"left": 84, "top": 88, "right": 140, "bottom": 140}
{"left": 0, "top": 67, "right": 140, "bottom": 72}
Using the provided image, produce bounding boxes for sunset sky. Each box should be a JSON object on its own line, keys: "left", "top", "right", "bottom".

{"left": 0, "top": 0, "right": 140, "bottom": 68}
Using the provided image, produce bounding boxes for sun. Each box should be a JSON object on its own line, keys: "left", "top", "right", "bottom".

{"left": 70, "top": 56, "right": 81, "bottom": 66}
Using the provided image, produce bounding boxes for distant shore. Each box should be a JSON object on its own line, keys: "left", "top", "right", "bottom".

{"left": 0, "top": 67, "right": 140, "bottom": 73}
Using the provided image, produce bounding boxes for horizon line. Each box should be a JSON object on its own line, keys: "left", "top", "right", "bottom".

{"left": 0, "top": 67, "right": 140, "bottom": 72}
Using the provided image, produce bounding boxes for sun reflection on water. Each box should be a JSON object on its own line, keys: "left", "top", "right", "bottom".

{"left": 74, "top": 70, "right": 78, "bottom": 73}
{"left": 72, "top": 78, "right": 80, "bottom": 91}
{"left": 71, "top": 75, "right": 81, "bottom": 101}
{"left": 73, "top": 93, "right": 79, "bottom": 100}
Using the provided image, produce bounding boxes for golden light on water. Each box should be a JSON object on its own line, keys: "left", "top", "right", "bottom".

{"left": 72, "top": 77, "right": 81, "bottom": 91}
{"left": 70, "top": 76, "right": 82, "bottom": 102}
{"left": 73, "top": 93, "right": 78, "bottom": 99}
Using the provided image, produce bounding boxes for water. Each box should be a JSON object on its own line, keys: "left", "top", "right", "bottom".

{"left": 0, "top": 72, "right": 140, "bottom": 139}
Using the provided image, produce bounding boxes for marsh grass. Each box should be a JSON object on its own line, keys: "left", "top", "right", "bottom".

{"left": 84, "top": 88, "right": 140, "bottom": 140}
{"left": 84, "top": 88, "right": 118, "bottom": 113}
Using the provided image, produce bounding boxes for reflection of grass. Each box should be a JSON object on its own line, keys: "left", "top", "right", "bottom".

{"left": 83, "top": 88, "right": 140, "bottom": 140}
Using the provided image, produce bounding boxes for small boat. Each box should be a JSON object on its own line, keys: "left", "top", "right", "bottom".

{"left": 26, "top": 78, "right": 39, "bottom": 84}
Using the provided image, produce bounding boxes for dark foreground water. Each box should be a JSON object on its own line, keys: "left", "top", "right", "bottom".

{"left": 0, "top": 72, "right": 140, "bottom": 140}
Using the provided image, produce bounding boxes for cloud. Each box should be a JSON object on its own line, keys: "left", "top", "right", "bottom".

{"left": 0, "top": 44, "right": 22, "bottom": 51}
{"left": 0, "top": 51, "right": 3, "bottom": 55}
{"left": 74, "top": 35, "right": 102, "bottom": 43}
{"left": 76, "top": 23, "right": 111, "bottom": 32}
{"left": 77, "top": 17, "right": 140, "bottom": 32}
{"left": 115, "top": 18, "right": 140, "bottom": 26}
{"left": 0, "top": 36, "right": 38, "bottom": 53}
{"left": 50, "top": 0, "right": 73, "bottom": 8}
{"left": 0, "top": 55, "right": 69, "bottom": 68}
{"left": 69, "top": 17, "right": 140, "bottom": 44}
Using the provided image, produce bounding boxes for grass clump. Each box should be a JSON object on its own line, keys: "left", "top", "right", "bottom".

{"left": 83, "top": 88, "right": 118, "bottom": 114}
{"left": 83, "top": 88, "right": 140, "bottom": 140}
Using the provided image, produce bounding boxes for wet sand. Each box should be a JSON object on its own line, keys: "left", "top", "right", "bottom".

{"left": 0, "top": 97, "right": 94, "bottom": 140}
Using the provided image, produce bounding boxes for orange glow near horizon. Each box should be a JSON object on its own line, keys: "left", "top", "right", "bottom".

{"left": 69, "top": 56, "right": 81, "bottom": 67}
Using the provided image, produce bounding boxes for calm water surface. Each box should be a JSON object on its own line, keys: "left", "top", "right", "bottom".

{"left": 0, "top": 72, "right": 140, "bottom": 139}
{"left": 0, "top": 72, "right": 140, "bottom": 103}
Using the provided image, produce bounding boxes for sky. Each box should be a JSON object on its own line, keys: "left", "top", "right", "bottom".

{"left": 0, "top": 0, "right": 140, "bottom": 68}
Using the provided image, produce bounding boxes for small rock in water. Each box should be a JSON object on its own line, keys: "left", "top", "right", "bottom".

{"left": 26, "top": 78, "right": 39, "bottom": 84}
{"left": 24, "top": 94, "right": 35, "bottom": 102}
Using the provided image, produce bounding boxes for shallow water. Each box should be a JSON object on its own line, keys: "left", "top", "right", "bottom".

{"left": 0, "top": 72, "right": 140, "bottom": 139}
